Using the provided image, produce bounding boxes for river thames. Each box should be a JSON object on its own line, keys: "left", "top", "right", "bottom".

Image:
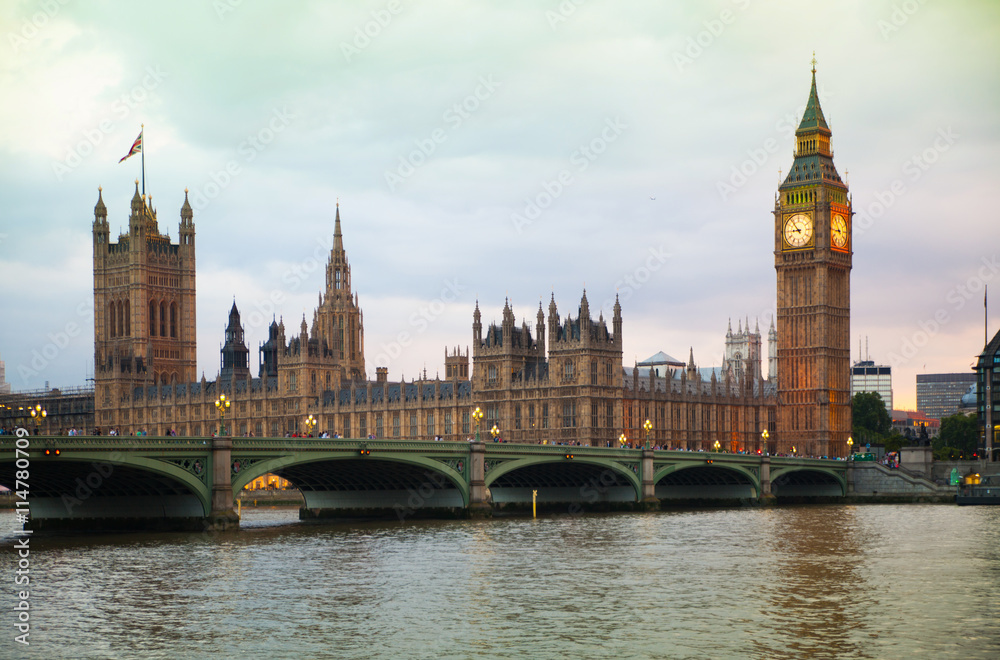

{"left": 2, "top": 504, "right": 999, "bottom": 659}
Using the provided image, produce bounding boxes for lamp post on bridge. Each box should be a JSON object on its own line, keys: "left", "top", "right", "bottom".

{"left": 215, "top": 393, "right": 230, "bottom": 436}
{"left": 305, "top": 414, "right": 317, "bottom": 437}
{"left": 490, "top": 424, "right": 500, "bottom": 443}
{"left": 472, "top": 406, "right": 484, "bottom": 442}
{"left": 847, "top": 436, "right": 853, "bottom": 457}
{"left": 713, "top": 439, "right": 721, "bottom": 453}
{"left": 761, "top": 429, "right": 769, "bottom": 455}
{"left": 30, "top": 404, "right": 46, "bottom": 435}
{"left": 643, "top": 419, "right": 652, "bottom": 450}
{"left": 619, "top": 433, "right": 627, "bottom": 449}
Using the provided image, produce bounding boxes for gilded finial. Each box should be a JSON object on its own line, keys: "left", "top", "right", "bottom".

{"left": 98, "top": 185, "right": 102, "bottom": 192}
{"left": 811, "top": 51, "right": 817, "bottom": 73}
{"left": 184, "top": 187, "right": 189, "bottom": 193}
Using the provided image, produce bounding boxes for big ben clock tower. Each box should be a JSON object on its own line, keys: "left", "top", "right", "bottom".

{"left": 774, "top": 59, "right": 852, "bottom": 457}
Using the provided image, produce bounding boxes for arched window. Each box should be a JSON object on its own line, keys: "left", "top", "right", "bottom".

{"left": 124, "top": 299, "right": 130, "bottom": 336}
{"left": 117, "top": 300, "right": 125, "bottom": 338}
{"left": 160, "top": 301, "right": 167, "bottom": 337}
{"left": 149, "top": 301, "right": 157, "bottom": 337}
{"left": 170, "top": 302, "right": 177, "bottom": 338}
{"left": 109, "top": 302, "right": 116, "bottom": 338}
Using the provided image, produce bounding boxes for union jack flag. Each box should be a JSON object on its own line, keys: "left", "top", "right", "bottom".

{"left": 118, "top": 131, "right": 142, "bottom": 163}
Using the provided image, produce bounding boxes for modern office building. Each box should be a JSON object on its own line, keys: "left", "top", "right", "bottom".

{"left": 916, "top": 372, "right": 977, "bottom": 419}
{"left": 851, "top": 360, "right": 892, "bottom": 411}
{"left": 975, "top": 328, "right": 1000, "bottom": 460}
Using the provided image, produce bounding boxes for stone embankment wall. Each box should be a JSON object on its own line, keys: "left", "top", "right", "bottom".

{"left": 850, "top": 463, "right": 953, "bottom": 502}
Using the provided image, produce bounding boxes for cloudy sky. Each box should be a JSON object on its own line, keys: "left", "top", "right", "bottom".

{"left": 1, "top": 0, "right": 998, "bottom": 410}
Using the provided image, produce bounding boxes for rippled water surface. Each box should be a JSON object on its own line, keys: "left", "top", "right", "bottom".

{"left": 2, "top": 505, "right": 999, "bottom": 659}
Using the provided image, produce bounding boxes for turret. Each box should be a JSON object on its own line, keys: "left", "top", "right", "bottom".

{"left": 179, "top": 188, "right": 195, "bottom": 249}
{"left": 612, "top": 294, "right": 622, "bottom": 344}
{"left": 536, "top": 302, "right": 546, "bottom": 358}
{"left": 93, "top": 187, "right": 109, "bottom": 246}
{"left": 473, "top": 300, "right": 482, "bottom": 345}
{"left": 548, "top": 293, "right": 559, "bottom": 350}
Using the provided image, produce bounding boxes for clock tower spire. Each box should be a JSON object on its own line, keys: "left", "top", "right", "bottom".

{"left": 774, "top": 59, "right": 853, "bottom": 457}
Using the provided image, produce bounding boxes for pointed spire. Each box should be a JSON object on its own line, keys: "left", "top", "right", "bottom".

{"left": 181, "top": 188, "right": 193, "bottom": 221}
{"left": 688, "top": 347, "right": 696, "bottom": 370}
{"left": 797, "top": 54, "right": 830, "bottom": 135}
{"left": 727, "top": 318, "right": 732, "bottom": 337}
{"left": 95, "top": 186, "right": 107, "bottom": 215}
{"left": 334, "top": 200, "right": 343, "bottom": 251}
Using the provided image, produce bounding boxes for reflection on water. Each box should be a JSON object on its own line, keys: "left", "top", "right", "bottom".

{"left": 1, "top": 505, "right": 998, "bottom": 659}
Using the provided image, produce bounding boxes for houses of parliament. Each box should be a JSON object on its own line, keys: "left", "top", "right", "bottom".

{"left": 21, "top": 66, "right": 855, "bottom": 456}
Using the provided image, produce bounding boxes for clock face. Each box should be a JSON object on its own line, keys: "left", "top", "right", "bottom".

{"left": 831, "top": 214, "right": 849, "bottom": 249}
{"left": 783, "top": 213, "right": 813, "bottom": 248}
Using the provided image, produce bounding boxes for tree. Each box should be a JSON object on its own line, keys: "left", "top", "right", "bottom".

{"left": 852, "top": 391, "right": 892, "bottom": 441}
{"left": 934, "top": 413, "right": 978, "bottom": 458}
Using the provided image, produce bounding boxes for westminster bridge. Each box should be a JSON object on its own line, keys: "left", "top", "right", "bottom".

{"left": 1, "top": 435, "right": 853, "bottom": 530}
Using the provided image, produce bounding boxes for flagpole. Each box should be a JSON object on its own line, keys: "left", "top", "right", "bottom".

{"left": 141, "top": 124, "right": 145, "bottom": 196}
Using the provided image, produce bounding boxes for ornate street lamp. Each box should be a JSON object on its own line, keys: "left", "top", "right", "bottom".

{"left": 847, "top": 436, "right": 854, "bottom": 456}
{"left": 643, "top": 419, "right": 652, "bottom": 450}
{"left": 761, "top": 429, "right": 769, "bottom": 454}
{"left": 619, "top": 433, "right": 627, "bottom": 448}
{"left": 305, "top": 414, "right": 317, "bottom": 437}
{"left": 214, "top": 393, "right": 231, "bottom": 436}
{"left": 713, "top": 439, "right": 721, "bottom": 453}
{"left": 472, "top": 406, "right": 484, "bottom": 442}
{"left": 30, "top": 404, "right": 46, "bottom": 434}
{"left": 490, "top": 424, "right": 500, "bottom": 442}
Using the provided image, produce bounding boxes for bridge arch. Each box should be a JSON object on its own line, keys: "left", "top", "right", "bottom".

{"left": 769, "top": 466, "right": 846, "bottom": 497}
{"left": 652, "top": 462, "right": 761, "bottom": 500}
{"left": 484, "top": 456, "right": 641, "bottom": 505}
{"left": 0, "top": 451, "right": 211, "bottom": 522}
{"left": 233, "top": 452, "right": 470, "bottom": 512}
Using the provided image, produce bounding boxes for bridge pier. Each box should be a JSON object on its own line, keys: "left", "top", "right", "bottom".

{"left": 640, "top": 448, "right": 660, "bottom": 510}
{"left": 467, "top": 442, "right": 492, "bottom": 517}
{"left": 758, "top": 455, "right": 776, "bottom": 505}
{"left": 207, "top": 435, "right": 240, "bottom": 530}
